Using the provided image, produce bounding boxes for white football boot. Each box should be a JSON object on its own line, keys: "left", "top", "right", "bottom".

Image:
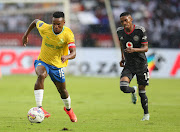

{"left": 131, "top": 86, "right": 138, "bottom": 104}
{"left": 141, "top": 114, "right": 150, "bottom": 121}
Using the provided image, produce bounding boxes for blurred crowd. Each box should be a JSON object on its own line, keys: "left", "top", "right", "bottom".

{"left": 0, "top": 3, "right": 58, "bottom": 32}
{"left": 113, "top": 0, "right": 180, "bottom": 48}
{"left": 0, "top": 0, "right": 179, "bottom": 48}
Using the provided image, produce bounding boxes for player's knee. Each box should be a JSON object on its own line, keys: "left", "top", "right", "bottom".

{"left": 120, "top": 81, "right": 129, "bottom": 93}
{"left": 138, "top": 85, "right": 146, "bottom": 90}
{"left": 37, "top": 73, "right": 46, "bottom": 80}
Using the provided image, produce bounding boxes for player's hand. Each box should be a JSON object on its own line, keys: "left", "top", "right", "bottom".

{"left": 61, "top": 56, "right": 68, "bottom": 63}
{"left": 22, "top": 35, "right": 28, "bottom": 47}
{"left": 119, "top": 59, "right": 125, "bottom": 67}
{"left": 125, "top": 47, "right": 135, "bottom": 53}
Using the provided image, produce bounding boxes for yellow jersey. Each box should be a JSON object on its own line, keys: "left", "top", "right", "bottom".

{"left": 36, "top": 20, "right": 75, "bottom": 68}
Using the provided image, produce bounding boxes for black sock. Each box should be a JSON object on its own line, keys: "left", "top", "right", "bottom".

{"left": 120, "top": 81, "right": 135, "bottom": 93}
{"left": 127, "top": 86, "right": 135, "bottom": 93}
{"left": 139, "top": 90, "right": 149, "bottom": 114}
{"left": 120, "top": 86, "right": 135, "bottom": 93}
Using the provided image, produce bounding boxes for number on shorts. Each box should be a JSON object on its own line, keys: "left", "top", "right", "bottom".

{"left": 59, "top": 69, "right": 65, "bottom": 78}
{"left": 144, "top": 72, "right": 150, "bottom": 80}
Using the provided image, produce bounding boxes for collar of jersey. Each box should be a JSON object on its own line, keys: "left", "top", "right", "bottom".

{"left": 52, "top": 26, "right": 64, "bottom": 35}
{"left": 124, "top": 25, "right": 135, "bottom": 35}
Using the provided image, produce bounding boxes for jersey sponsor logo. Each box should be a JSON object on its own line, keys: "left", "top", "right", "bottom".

{"left": 45, "top": 42, "right": 54, "bottom": 48}
{"left": 45, "top": 42, "right": 63, "bottom": 49}
{"left": 39, "top": 23, "right": 44, "bottom": 27}
{"left": 133, "top": 35, "right": 139, "bottom": 41}
{"left": 56, "top": 46, "right": 63, "bottom": 49}
{"left": 126, "top": 42, "right": 133, "bottom": 48}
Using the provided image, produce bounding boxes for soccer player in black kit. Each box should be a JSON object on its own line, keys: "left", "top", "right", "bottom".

{"left": 117, "top": 12, "right": 150, "bottom": 121}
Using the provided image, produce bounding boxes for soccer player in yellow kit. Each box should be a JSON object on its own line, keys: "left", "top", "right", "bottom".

{"left": 22, "top": 11, "right": 77, "bottom": 122}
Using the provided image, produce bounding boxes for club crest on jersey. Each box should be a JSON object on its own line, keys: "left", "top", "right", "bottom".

{"left": 126, "top": 42, "right": 133, "bottom": 48}
{"left": 133, "top": 35, "right": 139, "bottom": 41}
{"left": 58, "top": 38, "right": 65, "bottom": 45}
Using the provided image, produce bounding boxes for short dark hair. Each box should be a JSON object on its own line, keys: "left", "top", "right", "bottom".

{"left": 120, "top": 12, "right": 131, "bottom": 17}
{"left": 53, "top": 11, "right": 64, "bottom": 18}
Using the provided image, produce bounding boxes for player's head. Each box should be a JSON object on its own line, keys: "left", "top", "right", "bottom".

{"left": 52, "top": 11, "right": 65, "bottom": 34}
{"left": 120, "top": 12, "right": 133, "bottom": 29}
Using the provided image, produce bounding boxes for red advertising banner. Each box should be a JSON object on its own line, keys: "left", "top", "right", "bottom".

{"left": 0, "top": 48, "right": 180, "bottom": 78}
{"left": 0, "top": 49, "right": 40, "bottom": 74}
{"left": 0, "top": 33, "right": 41, "bottom": 46}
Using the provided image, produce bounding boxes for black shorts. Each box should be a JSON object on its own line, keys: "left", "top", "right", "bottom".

{"left": 120, "top": 66, "right": 149, "bottom": 86}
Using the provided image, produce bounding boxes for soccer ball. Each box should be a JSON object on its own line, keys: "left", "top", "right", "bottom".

{"left": 27, "top": 107, "right": 45, "bottom": 123}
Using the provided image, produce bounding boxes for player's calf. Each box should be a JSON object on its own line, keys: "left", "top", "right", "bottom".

{"left": 139, "top": 89, "right": 149, "bottom": 115}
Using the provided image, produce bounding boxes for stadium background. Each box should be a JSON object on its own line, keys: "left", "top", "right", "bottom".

{"left": 0, "top": 0, "right": 180, "bottom": 132}
{"left": 0, "top": 0, "right": 179, "bottom": 78}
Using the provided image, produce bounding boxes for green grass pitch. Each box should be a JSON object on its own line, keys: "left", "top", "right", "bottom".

{"left": 0, "top": 75, "right": 180, "bottom": 132}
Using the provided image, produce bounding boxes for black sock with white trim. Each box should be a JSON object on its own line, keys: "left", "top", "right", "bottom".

{"left": 139, "top": 90, "right": 149, "bottom": 114}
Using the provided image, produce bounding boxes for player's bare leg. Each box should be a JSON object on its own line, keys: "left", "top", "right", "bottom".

{"left": 34, "top": 65, "right": 50, "bottom": 118}
{"left": 54, "top": 81, "right": 69, "bottom": 99}
{"left": 34, "top": 66, "right": 47, "bottom": 90}
{"left": 120, "top": 76, "right": 137, "bottom": 104}
{"left": 138, "top": 85, "right": 149, "bottom": 121}
{"left": 54, "top": 82, "right": 77, "bottom": 122}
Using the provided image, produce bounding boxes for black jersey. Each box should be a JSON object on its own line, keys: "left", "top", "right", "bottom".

{"left": 117, "top": 25, "right": 148, "bottom": 71}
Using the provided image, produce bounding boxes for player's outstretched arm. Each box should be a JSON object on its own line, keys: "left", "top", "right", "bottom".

{"left": 22, "top": 19, "right": 39, "bottom": 47}
{"left": 61, "top": 48, "right": 76, "bottom": 63}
